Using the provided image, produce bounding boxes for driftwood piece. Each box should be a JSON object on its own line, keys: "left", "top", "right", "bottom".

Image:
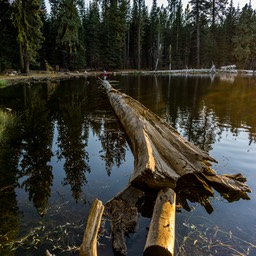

{"left": 144, "top": 188, "right": 176, "bottom": 256}
{"left": 80, "top": 199, "right": 104, "bottom": 256}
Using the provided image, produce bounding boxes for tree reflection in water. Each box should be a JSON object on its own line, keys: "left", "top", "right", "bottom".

{"left": 0, "top": 110, "right": 20, "bottom": 255}
{"left": 0, "top": 75, "right": 255, "bottom": 255}
{"left": 0, "top": 78, "right": 130, "bottom": 254}
{"left": 19, "top": 89, "right": 54, "bottom": 216}
{"left": 97, "top": 116, "right": 127, "bottom": 176}
{"left": 56, "top": 101, "right": 90, "bottom": 201}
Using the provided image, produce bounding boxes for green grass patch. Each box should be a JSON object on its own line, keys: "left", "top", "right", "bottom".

{"left": 0, "top": 79, "right": 8, "bottom": 88}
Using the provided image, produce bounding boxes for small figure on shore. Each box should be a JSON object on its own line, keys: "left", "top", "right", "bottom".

{"left": 210, "top": 63, "right": 216, "bottom": 73}
{"left": 102, "top": 70, "right": 107, "bottom": 80}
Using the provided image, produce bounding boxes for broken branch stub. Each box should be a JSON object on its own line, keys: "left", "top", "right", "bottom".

{"left": 80, "top": 199, "right": 104, "bottom": 256}
{"left": 144, "top": 188, "right": 176, "bottom": 256}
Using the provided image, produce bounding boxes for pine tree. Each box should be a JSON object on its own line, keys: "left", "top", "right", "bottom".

{"left": 170, "top": 0, "right": 185, "bottom": 68}
{"left": 101, "top": 0, "right": 130, "bottom": 69}
{"left": 130, "top": 0, "right": 148, "bottom": 69}
{"left": 203, "top": 0, "right": 227, "bottom": 67}
{"left": 168, "top": 0, "right": 179, "bottom": 24}
{"left": 219, "top": 0, "right": 238, "bottom": 65}
{"left": 0, "top": 0, "right": 19, "bottom": 70}
{"left": 189, "top": 0, "right": 210, "bottom": 68}
{"left": 148, "top": 0, "right": 160, "bottom": 69}
{"left": 158, "top": 6, "right": 171, "bottom": 69}
{"left": 183, "top": 3, "right": 192, "bottom": 67}
{"left": 232, "top": 3, "right": 256, "bottom": 68}
{"left": 12, "top": 0, "right": 44, "bottom": 73}
{"left": 84, "top": 0, "right": 101, "bottom": 69}
{"left": 210, "top": 0, "right": 228, "bottom": 28}
{"left": 55, "top": 0, "right": 81, "bottom": 68}
{"left": 39, "top": 0, "right": 49, "bottom": 69}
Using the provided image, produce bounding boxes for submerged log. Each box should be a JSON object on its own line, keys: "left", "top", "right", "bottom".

{"left": 80, "top": 199, "right": 104, "bottom": 256}
{"left": 105, "top": 185, "right": 145, "bottom": 256}
{"left": 144, "top": 188, "right": 176, "bottom": 256}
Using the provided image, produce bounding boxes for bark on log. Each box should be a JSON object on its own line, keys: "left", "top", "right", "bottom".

{"left": 80, "top": 199, "right": 104, "bottom": 256}
{"left": 101, "top": 80, "right": 251, "bottom": 199}
{"left": 144, "top": 188, "right": 176, "bottom": 256}
{"left": 105, "top": 185, "right": 145, "bottom": 256}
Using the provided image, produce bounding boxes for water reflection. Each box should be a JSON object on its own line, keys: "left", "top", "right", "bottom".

{"left": 119, "top": 75, "right": 256, "bottom": 147}
{"left": 19, "top": 94, "right": 53, "bottom": 216}
{"left": 0, "top": 110, "right": 20, "bottom": 255}
{"left": 0, "top": 74, "right": 255, "bottom": 255}
{"left": 202, "top": 76, "right": 256, "bottom": 144}
{"left": 97, "top": 117, "right": 127, "bottom": 176}
{"left": 51, "top": 83, "right": 91, "bottom": 202}
{"left": 0, "top": 78, "right": 130, "bottom": 254}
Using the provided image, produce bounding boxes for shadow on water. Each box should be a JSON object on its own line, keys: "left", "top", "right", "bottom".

{"left": 0, "top": 74, "right": 255, "bottom": 255}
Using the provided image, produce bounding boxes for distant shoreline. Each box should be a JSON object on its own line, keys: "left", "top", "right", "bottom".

{"left": 1, "top": 69, "right": 255, "bottom": 86}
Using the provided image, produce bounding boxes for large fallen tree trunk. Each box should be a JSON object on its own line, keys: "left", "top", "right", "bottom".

{"left": 101, "top": 80, "right": 250, "bottom": 197}
{"left": 98, "top": 79, "right": 251, "bottom": 255}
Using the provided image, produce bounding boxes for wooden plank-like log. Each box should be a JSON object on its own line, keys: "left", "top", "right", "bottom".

{"left": 80, "top": 199, "right": 104, "bottom": 256}
{"left": 144, "top": 188, "right": 176, "bottom": 256}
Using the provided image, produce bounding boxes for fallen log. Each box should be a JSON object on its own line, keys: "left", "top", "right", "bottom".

{"left": 100, "top": 80, "right": 250, "bottom": 197}
{"left": 144, "top": 188, "right": 176, "bottom": 256}
{"left": 98, "top": 79, "right": 251, "bottom": 255}
{"left": 80, "top": 199, "right": 104, "bottom": 256}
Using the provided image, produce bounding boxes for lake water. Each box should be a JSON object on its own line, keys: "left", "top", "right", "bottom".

{"left": 0, "top": 74, "right": 255, "bottom": 256}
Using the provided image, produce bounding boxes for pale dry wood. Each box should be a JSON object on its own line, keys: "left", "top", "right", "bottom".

{"left": 45, "top": 250, "right": 54, "bottom": 256}
{"left": 80, "top": 199, "right": 104, "bottom": 256}
{"left": 144, "top": 188, "right": 176, "bottom": 256}
{"left": 101, "top": 80, "right": 251, "bottom": 196}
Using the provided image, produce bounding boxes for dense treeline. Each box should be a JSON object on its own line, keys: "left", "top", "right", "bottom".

{"left": 1, "top": 0, "right": 256, "bottom": 72}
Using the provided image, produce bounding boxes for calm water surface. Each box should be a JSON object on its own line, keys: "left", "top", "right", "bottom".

{"left": 0, "top": 74, "right": 256, "bottom": 255}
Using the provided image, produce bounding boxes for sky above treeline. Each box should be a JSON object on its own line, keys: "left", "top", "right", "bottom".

{"left": 45, "top": 0, "right": 256, "bottom": 12}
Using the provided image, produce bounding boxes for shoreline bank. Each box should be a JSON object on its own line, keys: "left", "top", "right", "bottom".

{"left": 1, "top": 69, "right": 255, "bottom": 87}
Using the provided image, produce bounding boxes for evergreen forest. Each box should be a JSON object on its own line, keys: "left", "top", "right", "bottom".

{"left": 1, "top": 0, "right": 256, "bottom": 73}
